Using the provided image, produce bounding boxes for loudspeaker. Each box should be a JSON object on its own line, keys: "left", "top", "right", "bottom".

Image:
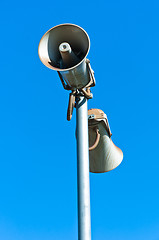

{"left": 38, "top": 23, "right": 92, "bottom": 90}
{"left": 88, "top": 109, "right": 123, "bottom": 173}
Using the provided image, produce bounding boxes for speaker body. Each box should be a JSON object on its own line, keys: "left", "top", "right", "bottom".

{"left": 88, "top": 109, "right": 123, "bottom": 173}
{"left": 38, "top": 24, "right": 91, "bottom": 89}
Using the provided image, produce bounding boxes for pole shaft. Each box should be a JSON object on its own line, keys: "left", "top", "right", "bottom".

{"left": 76, "top": 96, "right": 91, "bottom": 240}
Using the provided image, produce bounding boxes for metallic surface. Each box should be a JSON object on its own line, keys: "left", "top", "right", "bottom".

{"left": 88, "top": 108, "right": 112, "bottom": 137}
{"left": 59, "top": 42, "right": 79, "bottom": 69}
{"left": 88, "top": 109, "right": 123, "bottom": 173}
{"left": 76, "top": 96, "right": 91, "bottom": 240}
{"left": 38, "top": 24, "right": 91, "bottom": 89}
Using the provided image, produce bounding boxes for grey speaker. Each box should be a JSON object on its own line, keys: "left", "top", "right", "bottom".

{"left": 38, "top": 23, "right": 91, "bottom": 90}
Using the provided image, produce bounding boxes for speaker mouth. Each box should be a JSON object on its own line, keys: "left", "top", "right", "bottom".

{"left": 38, "top": 23, "right": 90, "bottom": 72}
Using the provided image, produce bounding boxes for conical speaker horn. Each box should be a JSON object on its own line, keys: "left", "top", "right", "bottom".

{"left": 38, "top": 23, "right": 92, "bottom": 90}
{"left": 88, "top": 109, "right": 123, "bottom": 173}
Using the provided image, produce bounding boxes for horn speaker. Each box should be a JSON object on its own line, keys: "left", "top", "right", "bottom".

{"left": 88, "top": 109, "right": 123, "bottom": 173}
{"left": 38, "top": 23, "right": 91, "bottom": 89}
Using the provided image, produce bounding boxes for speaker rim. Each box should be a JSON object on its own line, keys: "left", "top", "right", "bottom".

{"left": 38, "top": 23, "right": 90, "bottom": 72}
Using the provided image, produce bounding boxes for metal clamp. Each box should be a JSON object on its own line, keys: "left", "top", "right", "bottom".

{"left": 58, "top": 59, "right": 95, "bottom": 121}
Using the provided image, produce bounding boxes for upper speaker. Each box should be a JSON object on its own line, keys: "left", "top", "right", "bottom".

{"left": 38, "top": 23, "right": 90, "bottom": 71}
{"left": 38, "top": 24, "right": 93, "bottom": 89}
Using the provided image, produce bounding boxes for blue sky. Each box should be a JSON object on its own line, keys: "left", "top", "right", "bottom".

{"left": 0, "top": 0, "right": 159, "bottom": 239}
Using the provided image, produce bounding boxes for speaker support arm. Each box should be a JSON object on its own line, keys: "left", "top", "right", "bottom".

{"left": 67, "top": 91, "right": 76, "bottom": 121}
{"left": 86, "top": 59, "right": 96, "bottom": 87}
{"left": 80, "top": 88, "right": 93, "bottom": 99}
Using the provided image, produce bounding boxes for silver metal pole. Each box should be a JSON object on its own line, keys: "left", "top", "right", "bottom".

{"left": 76, "top": 95, "right": 91, "bottom": 240}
